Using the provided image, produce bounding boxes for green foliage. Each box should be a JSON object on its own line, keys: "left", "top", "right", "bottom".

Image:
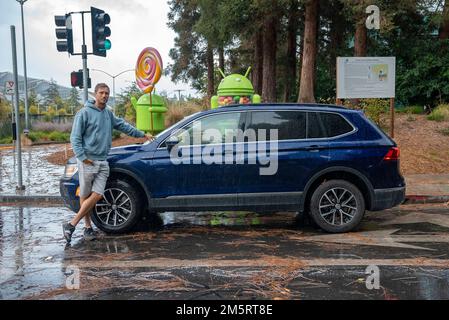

{"left": 427, "top": 104, "right": 449, "bottom": 121}
{"left": 396, "top": 105, "right": 424, "bottom": 114}
{"left": 29, "top": 105, "right": 39, "bottom": 115}
{"left": 359, "top": 99, "right": 389, "bottom": 127}
{"left": 43, "top": 79, "right": 62, "bottom": 107}
{"left": 28, "top": 130, "right": 70, "bottom": 143}
{"left": 0, "top": 136, "right": 12, "bottom": 144}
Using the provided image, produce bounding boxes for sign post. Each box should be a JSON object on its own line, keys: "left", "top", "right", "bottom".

{"left": 337, "top": 57, "right": 396, "bottom": 137}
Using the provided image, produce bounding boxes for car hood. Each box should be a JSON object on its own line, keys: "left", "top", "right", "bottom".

{"left": 67, "top": 143, "right": 147, "bottom": 164}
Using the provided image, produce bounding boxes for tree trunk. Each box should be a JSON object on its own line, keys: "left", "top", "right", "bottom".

{"left": 354, "top": 19, "right": 367, "bottom": 56}
{"left": 262, "top": 15, "right": 278, "bottom": 102}
{"left": 329, "top": 1, "right": 345, "bottom": 82}
{"left": 283, "top": 0, "right": 299, "bottom": 102}
{"left": 298, "top": 0, "right": 318, "bottom": 103}
{"left": 440, "top": 0, "right": 449, "bottom": 40}
{"left": 252, "top": 31, "right": 264, "bottom": 94}
{"left": 218, "top": 46, "right": 225, "bottom": 72}
{"left": 206, "top": 44, "right": 215, "bottom": 104}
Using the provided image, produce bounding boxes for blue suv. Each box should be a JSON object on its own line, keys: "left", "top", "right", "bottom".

{"left": 60, "top": 104, "right": 405, "bottom": 233}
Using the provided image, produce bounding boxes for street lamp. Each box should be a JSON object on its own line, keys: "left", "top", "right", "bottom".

{"left": 17, "top": 0, "right": 29, "bottom": 132}
{"left": 91, "top": 68, "right": 134, "bottom": 108}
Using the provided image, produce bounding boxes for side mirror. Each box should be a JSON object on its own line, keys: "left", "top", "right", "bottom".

{"left": 166, "top": 135, "right": 180, "bottom": 151}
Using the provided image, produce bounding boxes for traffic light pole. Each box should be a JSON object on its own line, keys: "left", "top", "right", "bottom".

{"left": 81, "top": 13, "right": 88, "bottom": 103}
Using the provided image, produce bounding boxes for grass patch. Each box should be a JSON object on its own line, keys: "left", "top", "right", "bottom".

{"left": 427, "top": 104, "right": 449, "bottom": 122}
{"left": 397, "top": 105, "right": 424, "bottom": 115}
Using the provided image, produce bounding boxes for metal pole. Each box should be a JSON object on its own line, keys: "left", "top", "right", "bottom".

{"left": 390, "top": 98, "right": 395, "bottom": 138}
{"left": 81, "top": 13, "right": 88, "bottom": 103}
{"left": 11, "top": 25, "right": 25, "bottom": 190}
{"left": 19, "top": 0, "right": 29, "bottom": 131}
{"left": 113, "top": 76, "right": 116, "bottom": 109}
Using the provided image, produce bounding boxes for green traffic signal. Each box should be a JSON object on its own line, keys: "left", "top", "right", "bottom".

{"left": 104, "top": 39, "right": 111, "bottom": 50}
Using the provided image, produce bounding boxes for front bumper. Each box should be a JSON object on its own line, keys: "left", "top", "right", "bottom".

{"left": 371, "top": 186, "right": 406, "bottom": 211}
{"left": 59, "top": 178, "right": 80, "bottom": 212}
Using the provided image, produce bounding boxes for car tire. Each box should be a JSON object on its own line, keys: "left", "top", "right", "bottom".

{"left": 91, "top": 179, "right": 143, "bottom": 234}
{"left": 309, "top": 180, "right": 365, "bottom": 233}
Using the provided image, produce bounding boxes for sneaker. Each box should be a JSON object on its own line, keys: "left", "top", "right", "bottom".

{"left": 62, "top": 222, "right": 75, "bottom": 243}
{"left": 83, "top": 227, "right": 97, "bottom": 241}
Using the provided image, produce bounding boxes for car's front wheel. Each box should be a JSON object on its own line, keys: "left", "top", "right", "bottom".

{"left": 309, "top": 180, "right": 365, "bottom": 233}
{"left": 91, "top": 179, "right": 143, "bottom": 234}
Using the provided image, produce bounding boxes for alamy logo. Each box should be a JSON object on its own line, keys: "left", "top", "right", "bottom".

{"left": 366, "top": 5, "right": 380, "bottom": 30}
{"left": 168, "top": 125, "right": 279, "bottom": 176}
{"left": 365, "top": 265, "right": 380, "bottom": 290}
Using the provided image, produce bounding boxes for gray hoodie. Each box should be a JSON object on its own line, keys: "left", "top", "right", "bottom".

{"left": 70, "top": 99, "right": 145, "bottom": 161}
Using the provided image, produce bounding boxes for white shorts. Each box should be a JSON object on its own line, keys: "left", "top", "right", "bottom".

{"left": 77, "top": 159, "right": 110, "bottom": 198}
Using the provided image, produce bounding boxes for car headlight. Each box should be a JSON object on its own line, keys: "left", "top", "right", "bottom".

{"left": 64, "top": 163, "right": 78, "bottom": 178}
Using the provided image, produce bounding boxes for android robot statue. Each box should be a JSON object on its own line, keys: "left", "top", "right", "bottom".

{"left": 211, "top": 67, "right": 261, "bottom": 109}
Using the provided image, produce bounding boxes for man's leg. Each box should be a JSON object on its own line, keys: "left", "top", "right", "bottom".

{"left": 70, "top": 192, "right": 103, "bottom": 227}
{"left": 80, "top": 196, "right": 93, "bottom": 228}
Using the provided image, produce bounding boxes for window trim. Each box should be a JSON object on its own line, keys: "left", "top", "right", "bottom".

{"left": 157, "top": 109, "right": 358, "bottom": 149}
{"left": 245, "top": 110, "right": 357, "bottom": 142}
{"left": 157, "top": 111, "right": 247, "bottom": 149}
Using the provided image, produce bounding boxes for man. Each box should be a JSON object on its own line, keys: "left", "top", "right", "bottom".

{"left": 63, "top": 83, "right": 148, "bottom": 243}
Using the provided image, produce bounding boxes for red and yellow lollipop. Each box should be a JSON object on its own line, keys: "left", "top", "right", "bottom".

{"left": 135, "top": 47, "right": 163, "bottom": 94}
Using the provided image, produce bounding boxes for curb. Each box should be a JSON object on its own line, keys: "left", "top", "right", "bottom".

{"left": 1, "top": 194, "right": 448, "bottom": 206}
{"left": 0, "top": 194, "right": 63, "bottom": 205}
{"left": 403, "top": 195, "right": 449, "bottom": 205}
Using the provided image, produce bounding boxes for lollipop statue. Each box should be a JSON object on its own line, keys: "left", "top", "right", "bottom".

{"left": 131, "top": 47, "right": 168, "bottom": 134}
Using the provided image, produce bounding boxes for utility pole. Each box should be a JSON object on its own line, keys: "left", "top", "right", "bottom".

{"left": 174, "top": 89, "right": 184, "bottom": 101}
{"left": 17, "top": 0, "right": 29, "bottom": 131}
{"left": 11, "top": 25, "right": 25, "bottom": 190}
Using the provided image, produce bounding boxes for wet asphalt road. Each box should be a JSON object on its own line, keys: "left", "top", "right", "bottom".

{"left": 1, "top": 203, "right": 449, "bottom": 300}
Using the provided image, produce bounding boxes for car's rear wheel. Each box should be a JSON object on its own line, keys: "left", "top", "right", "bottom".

{"left": 309, "top": 180, "right": 365, "bottom": 233}
{"left": 91, "top": 179, "right": 143, "bottom": 234}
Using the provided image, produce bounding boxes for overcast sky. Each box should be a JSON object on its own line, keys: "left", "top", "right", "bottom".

{"left": 0, "top": 0, "right": 196, "bottom": 98}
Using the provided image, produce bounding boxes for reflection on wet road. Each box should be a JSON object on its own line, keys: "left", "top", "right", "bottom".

{"left": 0, "top": 145, "right": 64, "bottom": 195}
{"left": 1, "top": 203, "right": 449, "bottom": 299}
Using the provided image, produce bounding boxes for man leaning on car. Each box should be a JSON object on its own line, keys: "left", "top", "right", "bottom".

{"left": 62, "top": 83, "right": 149, "bottom": 243}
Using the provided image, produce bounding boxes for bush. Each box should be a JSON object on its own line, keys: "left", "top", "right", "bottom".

{"left": 427, "top": 104, "right": 449, "bottom": 122}
{"left": 397, "top": 105, "right": 424, "bottom": 115}
{"left": 27, "top": 131, "right": 47, "bottom": 142}
{"left": 48, "top": 131, "right": 70, "bottom": 142}
{"left": 27, "top": 130, "right": 70, "bottom": 143}
{"left": 165, "top": 101, "right": 203, "bottom": 127}
{"left": 0, "top": 136, "right": 12, "bottom": 144}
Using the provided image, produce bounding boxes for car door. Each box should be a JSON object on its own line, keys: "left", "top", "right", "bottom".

{"left": 149, "top": 111, "right": 245, "bottom": 199}
{"left": 232, "top": 110, "right": 330, "bottom": 199}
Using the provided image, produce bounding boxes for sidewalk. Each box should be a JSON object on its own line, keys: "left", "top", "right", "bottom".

{"left": 0, "top": 174, "right": 448, "bottom": 205}
{"left": 403, "top": 174, "right": 449, "bottom": 204}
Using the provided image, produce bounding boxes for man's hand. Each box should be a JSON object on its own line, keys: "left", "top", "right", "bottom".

{"left": 144, "top": 133, "right": 154, "bottom": 142}
{"left": 83, "top": 159, "right": 94, "bottom": 166}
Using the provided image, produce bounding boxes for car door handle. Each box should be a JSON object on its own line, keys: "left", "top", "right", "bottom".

{"left": 305, "top": 145, "right": 325, "bottom": 152}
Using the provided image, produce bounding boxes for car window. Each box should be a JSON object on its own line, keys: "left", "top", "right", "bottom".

{"left": 175, "top": 112, "right": 243, "bottom": 146}
{"left": 307, "top": 112, "right": 327, "bottom": 139}
{"left": 319, "top": 113, "right": 354, "bottom": 137}
{"left": 247, "top": 111, "right": 306, "bottom": 141}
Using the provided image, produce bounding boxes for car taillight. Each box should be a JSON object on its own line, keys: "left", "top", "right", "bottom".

{"left": 383, "top": 147, "right": 400, "bottom": 161}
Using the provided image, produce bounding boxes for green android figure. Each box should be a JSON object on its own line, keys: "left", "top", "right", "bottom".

{"left": 131, "top": 93, "right": 168, "bottom": 134}
{"left": 211, "top": 67, "right": 261, "bottom": 109}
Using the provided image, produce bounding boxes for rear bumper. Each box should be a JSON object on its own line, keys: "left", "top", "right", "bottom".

{"left": 59, "top": 179, "right": 80, "bottom": 212}
{"left": 371, "top": 187, "right": 405, "bottom": 211}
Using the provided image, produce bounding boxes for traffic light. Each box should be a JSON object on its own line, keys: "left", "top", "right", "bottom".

{"left": 91, "top": 7, "right": 111, "bottom": 57}
{"left": 71, "top": 70, "right": 91, "bottom": 89}
{"left": 55, "top": 14, "right": 74, "bottom": 54}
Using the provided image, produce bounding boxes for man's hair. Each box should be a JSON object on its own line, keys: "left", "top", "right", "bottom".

{"left": 95, "top": 83, "right": 110, "bottom": 93}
